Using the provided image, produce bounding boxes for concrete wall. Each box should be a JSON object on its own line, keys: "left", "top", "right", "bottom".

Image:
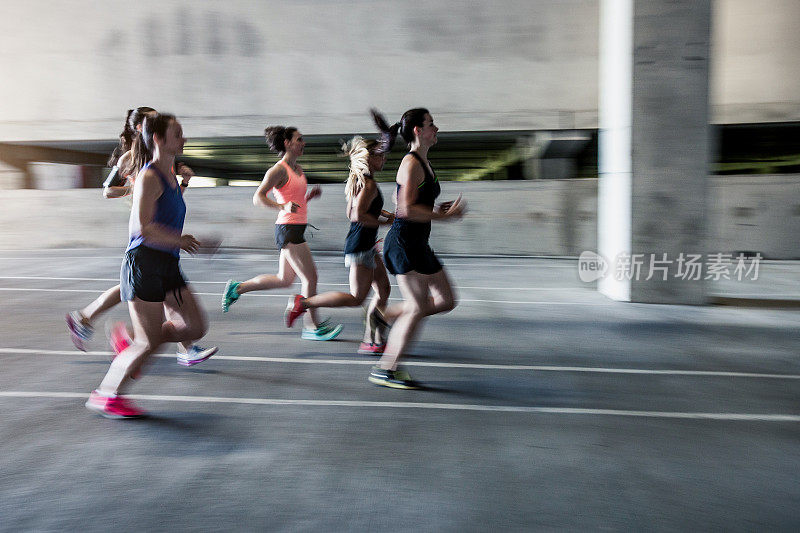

{"left": 1, "top": 176, "right": 798, "bottom": 258}
{"left": 1, "top": 0, "right": 799, "bottom": 142}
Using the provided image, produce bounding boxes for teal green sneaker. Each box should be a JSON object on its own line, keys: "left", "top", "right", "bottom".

{"left": 301, "top": 319, "right": 343, "bottom": 341}
{"left": 222, "top": 280, "right": 241, "bottom": 312}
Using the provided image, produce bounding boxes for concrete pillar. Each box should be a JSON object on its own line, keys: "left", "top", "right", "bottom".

{"left": 598, "top": 0, "right": 710, "bottom": 303}
{"left": 0, "top": 160, "right": 27, "bottom": 189}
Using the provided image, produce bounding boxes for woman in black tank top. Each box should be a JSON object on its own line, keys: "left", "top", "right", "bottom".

{"left": 369, "top": 108, "right": 466, "bottom": 390}
{"left": 285, "top": 112, "right": 397, "bottom": 353}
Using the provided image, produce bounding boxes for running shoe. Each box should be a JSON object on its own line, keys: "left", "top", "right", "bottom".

{"left": 285, "top": 294, "right": 306, "bottom": 328}
{"left": 368, "top": 366, "right": 419, "bottom": 389}
{"left": 370, "top": 308, "right": 390, "bottom": 330}
{"left": 66, "top": 311, "right": 94, "bottom": 351}
{"left": 301, "top": 319, "right": 343, "bottom": 341}
{"left": 85, "top": 390, "right": 145, "bottom": 419}
{"left": 109, "top": 322, "right": 132, "bottom": 360}
{"left": 176, "top": 345, "right": 218, "bottom": 367}
{"left": 221, "top": 280, "right": 241, "bottom": 312}
{"left": 358, "top": 342, "right": 386, "bottom": 355}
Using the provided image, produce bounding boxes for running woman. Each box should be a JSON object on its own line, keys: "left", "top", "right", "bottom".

{"left": 368, "top": 108, "right": 465, "bottom": 389}
{"left": 285, "top": 111, "right": 398, "bottom": 353}
{"left": 66, "top": 107, "right": 216, "bottom": 366}
{"left": 86, "top": 113, "right": 212, "bottom": 418}
{"left": 222, "top": 126, "right": 342, "bottom": 341}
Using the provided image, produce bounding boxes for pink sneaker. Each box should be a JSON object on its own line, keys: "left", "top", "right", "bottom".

{"left": 358, "top": 342, "right": 386, "bottom": 355}
{"left": 109, "top": 322, "right": 132, "bottom": 360}
{"left": 85, "top": 390, "right": 145, "bottom": 419}
{"left": 285, "top": 294, "right": 306, "bottom": 328}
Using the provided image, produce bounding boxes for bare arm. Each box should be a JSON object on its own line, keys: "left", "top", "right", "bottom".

{"left": 103, "top": 185, "right": 131, "bottom": 199}
{"left": 176, "top": 162, "right": 193, "bottom": 190}
{"left": 395, "top": 156, "right": 461, "bottom": 222}
{"left": 133, "top": 169, "right": 198, "bottom": 253}
{"left": 347, "top": 180, "right": 383, "bottom": 227}
{"left": 103, "top": 151, "right": 132, "bottom": 198}
{"left": 252, "top": 165, "right": 297, "bottom": 213}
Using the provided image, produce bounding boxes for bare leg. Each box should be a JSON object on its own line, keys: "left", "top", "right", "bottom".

{"left": 302, "top": 263, "right": 372, "bottom": 309}
{"left": 96, "top": 299, "right": 164, "bottom": 397}
{"left": 166, "top": 305, "right": 193, "bottom": 353}
{"left": 367, "top": 257, "right": 391, "bottom": 344}
{"left": 236, "top": 252, "right": 297, "bottom": 294}
{"left": 161, "top": 286, "right": 209, "bottom": 343}
{"left": 377, "top": 272, "right": 429, "bottom": 371}
{"left": 378, "top": 269, "right": 456, "bottom": 371}
{"left": 162, "top": 285, "right": 209, "bottom": 353}
{"left": 422, "top": 268, "right": 458, "bottom": 317}
{"left": 79, "top": 285, "right": 122, "bottom": 324}
{"left": 281, "top": 243, "right": 320, "bottom": 329}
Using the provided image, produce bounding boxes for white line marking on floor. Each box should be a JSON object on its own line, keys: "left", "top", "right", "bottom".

{"left": 0, "top": 255, "right": 575, "bottom": 268}
{"left": 0, "top": 287, "right": 605, "bottom": 305}
{"left": 2, "top": 348, "right": 799, "bottom": 380}
{"left": 0, "top": 287, "right": 105, "bottom": 294}
{"left": 0, "top": 391, "right": 797, "bottom": 421}
{"left": 0, "top": 276, "right": 582, "bottom": 291}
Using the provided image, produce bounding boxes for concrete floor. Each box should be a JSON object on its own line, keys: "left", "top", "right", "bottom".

{"left": 0, "top": 250, "right": 799, "bottom": 531}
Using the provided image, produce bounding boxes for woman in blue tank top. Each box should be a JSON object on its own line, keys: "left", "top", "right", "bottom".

{"left": 86, "top": 113, "right": 213, "bottom": 419}
{"left": 369, "top": 108, "right": 466, "bottom": 389}
{"left": 285, "top": 110, "right": 398, "bottom": 353}
{"left": 66, "top": 107, "right": 214, "bottom": 364}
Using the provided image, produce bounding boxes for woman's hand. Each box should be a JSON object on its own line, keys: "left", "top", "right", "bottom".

{"left": 305, "top": 185, "right": 322, "bottom": 202}
{"left": 438, "top": 194, "right": 466, "bottom": 220}
{"left": 179, "top": 234, "right": 200, "bottom": 254}
{"left": 380, "top": 209, "right": 395, "bottom": 225}
{"left": 176, "top": 163, "right": 194, "bottom": 187}
{"left": 282, "top": 201, "right": 300, "bottom": 213}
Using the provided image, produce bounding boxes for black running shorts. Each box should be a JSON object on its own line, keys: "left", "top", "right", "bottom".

{"left": 382, "top": 239, "right": 442, "bottom": 276}
{"left": 120, "top": 245, "right": 187, "bottom": 302}
{"left": 274, "top": 224, "right": 307, "bottom": 249}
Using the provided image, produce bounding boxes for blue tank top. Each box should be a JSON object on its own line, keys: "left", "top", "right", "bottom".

{"left": 344, "top": 178, "right": 384, "bottom": 254}
{"left": 389, "top": 152, "right": 440, "bottom": 244}
{"left": 126, "top": 162, "right": 186, "bottom": 257}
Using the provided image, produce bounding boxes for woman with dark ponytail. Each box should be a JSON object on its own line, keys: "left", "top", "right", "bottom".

{"left": 285, "top": 110, "right": 397, "bottom": 353}
{"left": 66, "top": 107, "right": 215, "bottom": 367}
{"left": 86, "top": 113, "right": 213, "bottom": 418}
{"left": 222, "top": 125, "right": 343, "bottom": 342}
{"left": 368, "top": 108, "right": 465, "bottom": 389}
{"left": 103, "top": 106, "right": 155, "bottom": 198}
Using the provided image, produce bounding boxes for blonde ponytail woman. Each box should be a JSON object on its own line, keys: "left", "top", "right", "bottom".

{"left": 285, "top": 111, "right": 397, "bottom": 353}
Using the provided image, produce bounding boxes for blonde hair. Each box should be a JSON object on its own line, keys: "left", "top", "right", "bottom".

{"left": 343, "top": 136, "right": 380, "bottom": 202}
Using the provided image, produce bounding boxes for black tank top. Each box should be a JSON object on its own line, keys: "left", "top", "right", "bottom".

{"left": 390, "top": 151, "right": 440, "bottom": 244}
{"left": 344, "top": 177, "right": 384, "bottom": 254}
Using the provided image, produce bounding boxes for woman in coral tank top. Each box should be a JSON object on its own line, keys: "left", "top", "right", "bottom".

{"left": 222, "top": 126, "right": 342, "bottom": 341}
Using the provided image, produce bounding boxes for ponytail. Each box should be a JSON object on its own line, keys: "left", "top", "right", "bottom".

{"left": 107, "top": 106, "right": 156, "bottom": 168}
{"left": 264, "top": 125, "right": 298, "bottom": 154}
{"left": 342, "top": 136, "right": 378, "bottom": 203}
{"left": 398, "top": 107, "right": 429, "bottom": 145}
{"left": 127, "top": 112, "right": 175, "bottom": 178}
{"left": 370, "top": 108, "right": 399, "bottom": 154}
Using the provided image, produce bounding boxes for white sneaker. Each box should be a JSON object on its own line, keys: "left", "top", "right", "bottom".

{"left": 176, "top": 345, "right": 218, "bottom": 367}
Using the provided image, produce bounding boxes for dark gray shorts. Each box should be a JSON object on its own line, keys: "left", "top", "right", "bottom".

{"left": 275, "top": 224, "right": 307, "bottom": 249}
{"left": 120, "top": 246, "right": 186, "bottom": 303}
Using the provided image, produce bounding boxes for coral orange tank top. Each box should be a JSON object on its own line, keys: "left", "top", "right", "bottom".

{"left": 272, "top": 160, "right": 308, "bottom": 225}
